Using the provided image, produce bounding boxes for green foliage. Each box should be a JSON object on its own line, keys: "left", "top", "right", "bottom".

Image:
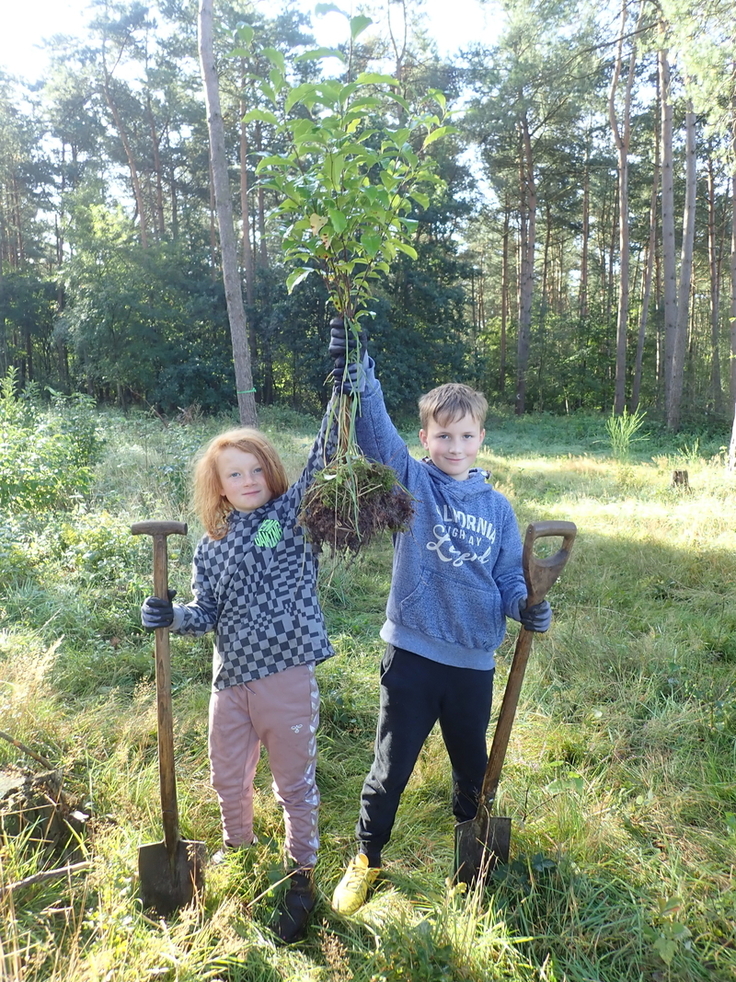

{"left": 241, "top": 16, "right": 452, "bottom": 322}
{"left": 0, "top": 369, "right": 104, "bottom": 511}
{"left": 605, "top": 406, "right": 648, "bottom": 460}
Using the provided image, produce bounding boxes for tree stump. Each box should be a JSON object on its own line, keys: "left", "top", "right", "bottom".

{"left": 0, "top": 766, "right": 87, "bottom": 855}
{"left": 671, "top": 469, "right": 690, "bottom": 490}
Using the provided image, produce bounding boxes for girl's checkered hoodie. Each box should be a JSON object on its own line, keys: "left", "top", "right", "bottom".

{"left": 169, "top": 413, "right": 336, "bottom": 689}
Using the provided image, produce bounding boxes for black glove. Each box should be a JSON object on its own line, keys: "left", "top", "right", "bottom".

{"left": 518, "top": 598, "right": 552, "bottom": 633}
{"left": 329, "top": 321, "right": 370, "bottom": 396}
{"left": 141, "top": 589, "right": 177, "bottom": 630}
{"left": 328, "top": 321, "right": 367, "bottom": 364}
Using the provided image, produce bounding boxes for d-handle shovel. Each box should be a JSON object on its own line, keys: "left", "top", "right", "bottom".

{"left": 454, "top": 519, "right": 577, "bottom": 887}
{"left": 131, "top": 520, "right": 206, "bottom": 917}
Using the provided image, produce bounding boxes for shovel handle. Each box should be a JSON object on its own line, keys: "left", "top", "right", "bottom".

{"left": 523, "top": 520, "right": 577, "bottom": 605}
{"left": 132, "top": 521, "right": 188, "bottom": 858}
{"left": 479, "top": 519, "right": 577, "bottom": 809}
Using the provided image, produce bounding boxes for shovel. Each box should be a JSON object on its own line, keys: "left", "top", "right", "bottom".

{"left": 454, "top": 519, "right": 577, "bottom": 887}
{"left": 131, "top": 520, "right": 207, "bottom": 917}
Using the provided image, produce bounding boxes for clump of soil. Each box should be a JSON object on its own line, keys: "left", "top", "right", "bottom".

{"left": 300, "top": 457, "right": 414, "bottom": 554}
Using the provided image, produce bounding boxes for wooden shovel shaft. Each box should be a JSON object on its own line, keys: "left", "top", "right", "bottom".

{"left": 478, "top": 520, "right": 576, "bottom": 809}
{"left": 152, "top": 532, "right": 179, "bottom": 857}
{"left": 131, "top": 521, "right": 187, "bottom": 860}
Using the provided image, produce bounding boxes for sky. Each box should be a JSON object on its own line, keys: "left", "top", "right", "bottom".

{"left": 0, "top": 0, "right": 502, "bottom": 82}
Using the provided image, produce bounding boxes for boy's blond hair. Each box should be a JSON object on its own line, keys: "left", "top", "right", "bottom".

{"left": 418, "top": 383, "right": 488, "bottom": 430}
{"left": 193, "top": 428, "right": 288, "bottom": 540}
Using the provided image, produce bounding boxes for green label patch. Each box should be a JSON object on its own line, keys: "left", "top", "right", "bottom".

{"left": 254, "top": 518, "right": 283, "bottom": 548}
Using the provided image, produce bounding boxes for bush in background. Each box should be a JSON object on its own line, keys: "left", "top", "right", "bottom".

{"left": 0, "top": 369, "right": 104, "bottom": 511}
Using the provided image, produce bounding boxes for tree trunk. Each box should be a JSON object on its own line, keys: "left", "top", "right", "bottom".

{"left": 730, "top": 101, "right": 736, "bottom": 412}
{"left": 706, "top": 155, "right": 722, "bottom": 413}
{"left": 254, "top": 121, "right": 269, "bottom": 268}
{"left": 579, "top": 170, "right": 589, "bottom": 322}
{"left": 668, "top": 99, "right": 696, "bottom": 431}
{"left": 659, "top": 42, "right": 678, "bottom": 423}
{"left": 239, "top": 62, "right": 255, "bottom": 308}
{"left": 147, "top": 93, "right": 166, "bottom": 239}
{"left": 515, "top": 115, "right": 536, "bottom": 415}
{"left": 500, "top": 202, "right": 510, "bottom": 395}
{"left": 631, "top": 160, "right": 657, "bottom": 412}
{"left": 101, "top": 69, "right": 149, "bottom": 250}
{"left": 609, "top": 0, "right": 640, "bottom": 415}
{"left": 199, "top": 0, "right": 256, "bottom": 426}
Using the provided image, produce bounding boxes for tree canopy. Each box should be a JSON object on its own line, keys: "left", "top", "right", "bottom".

{"left": 0, "top": 0, "right": 734, "bottom": 434}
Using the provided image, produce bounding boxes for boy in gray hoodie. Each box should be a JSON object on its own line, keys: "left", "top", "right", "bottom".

{"left": 328, "top": 327, "right": 552, "bottom": 914}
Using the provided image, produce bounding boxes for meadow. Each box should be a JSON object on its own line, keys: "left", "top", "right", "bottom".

{"left": 1, "top": 392, "right": 735, "bottom": 982}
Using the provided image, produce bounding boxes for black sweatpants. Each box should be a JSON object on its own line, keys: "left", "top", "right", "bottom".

{"left": 356, "top": 644, "right": 494, "bottom": 862}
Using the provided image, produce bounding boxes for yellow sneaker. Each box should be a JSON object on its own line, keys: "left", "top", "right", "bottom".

{"left": 331, "top": 853, "right": 380, "bottom": 914}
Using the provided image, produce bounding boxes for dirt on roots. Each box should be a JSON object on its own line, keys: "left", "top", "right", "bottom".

{"left": 299, "top": 458, "right": 414, "bottom": 554}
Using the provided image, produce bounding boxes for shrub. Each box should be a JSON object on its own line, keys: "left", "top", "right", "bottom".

{"left": 0, "top": 370, "right": 104, "bottom": 511}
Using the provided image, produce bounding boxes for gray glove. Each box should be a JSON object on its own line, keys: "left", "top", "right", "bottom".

{"left": 141, "top": 589, "right": 176, "bottom": 630}
{"left": 518, "top": 598, "right": 552, "bottom": 633}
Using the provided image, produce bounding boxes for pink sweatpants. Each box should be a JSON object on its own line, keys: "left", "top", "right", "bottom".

{"left": 208, "top": 663, "right": 320, "bottom": 868}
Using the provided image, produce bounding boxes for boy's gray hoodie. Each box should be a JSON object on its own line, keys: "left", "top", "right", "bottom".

{"left": 356, "top": 367, "right": 527, "bottom": 672}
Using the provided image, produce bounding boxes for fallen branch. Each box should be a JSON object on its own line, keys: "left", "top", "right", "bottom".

{"left": 0, "top": 730, "right": 54, "bottom": 770}
{"left": 0, "top": 861, "right": 91, "bottom": 900}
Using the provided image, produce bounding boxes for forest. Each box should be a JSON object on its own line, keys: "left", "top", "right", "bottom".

{"left": 0, "top": 0, "right": 735, "bottom": 438}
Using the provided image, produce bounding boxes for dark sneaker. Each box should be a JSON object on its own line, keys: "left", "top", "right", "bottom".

{"left": 273, "top": 867, "right": 316, "bottom": 944}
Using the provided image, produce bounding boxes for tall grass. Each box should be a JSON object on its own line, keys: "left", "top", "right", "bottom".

{"left": 1, "top": 404, "right": 735, "bottom": 980}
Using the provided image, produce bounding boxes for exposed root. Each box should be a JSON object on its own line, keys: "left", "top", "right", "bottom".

{"left": 299, "top": 457, "right": 414, "bottom": 554}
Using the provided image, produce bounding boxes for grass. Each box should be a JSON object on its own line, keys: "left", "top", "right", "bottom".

{"left": 1, "top": 404, "right": 736, "bottom": 980}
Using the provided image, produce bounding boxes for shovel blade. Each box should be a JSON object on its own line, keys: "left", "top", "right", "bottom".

{"left": 138, "top": 838, "right": 207, "bottom": 917}
{"left": 454, "top": 816, "right": 512, "bottom": 887}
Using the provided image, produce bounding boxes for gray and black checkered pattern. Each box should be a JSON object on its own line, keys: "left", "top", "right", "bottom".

{"left": 175, "top": 412, "right": 337, "bottom": 690}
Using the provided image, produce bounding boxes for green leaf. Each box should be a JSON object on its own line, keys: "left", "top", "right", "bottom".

{"left": 227, "top": 47, "right": 251, "bottom": 59}
{"left": 394, "top": 241, "right": 418, "bottom": 260}
{"left": 355, "top": 72, "right": 400, "bottom": 87}
{"left": 261, "top": 47, "right": 286, "bottom": 73}
{"left": 255, "top": 153, "right": 295, "bottom": 172}
{"left": 242, "top": 109, "right": 279, "bottom": 126}
{"left": 350, "top": 14, "right": 373, "bottom": 39}
{"left": 286, "top": 267, "right": 314, "bottom": 293}
{"left": 654, "top": 937, "right": 677, "bottom": 965}
{"left": 422, "top": 125, "right": 455, "bottom": 150}
{"left": 295, "top": 47, "right": 346, "bottom": 63}
{"left": 361, "top": 233, "right": 381, "bottom": 257}
{"left": 327, "top": 209, "right": 348, "bottom": 234}
{"left": 384, "top": 92, "right": 412, "bottom": 114}
{"left": 315, "top": 2, "right": 344, "bottom": 15}
{"left": 284, "top": 82, "right": 319, "bottom": 114}
{"left": 428, "top": 88, "right": 447, "bottom": 112}
{"left": 233, "top": 23, "right": 254, "bottom": 46}
{"left": 411, "top": 190, "right": 430, "bottom": 210}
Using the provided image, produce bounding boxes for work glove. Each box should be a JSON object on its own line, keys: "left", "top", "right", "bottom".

{"left": 141, "top": 589, "right": 177, "bottom": 630}
{"left": 329, "top": 320, "right": 370, "bottom": 395}
{"left": 328, "top": 320, "right": 367, "bottom": 363}
{"left": 518, "top": 598, "right": 552, "bottom": 633}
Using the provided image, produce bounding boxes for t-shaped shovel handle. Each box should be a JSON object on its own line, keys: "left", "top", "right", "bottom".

{"left": 131, "top": 520, "right": 188, "bottom": 858}
{"left": 131, "top": 521, "right": 188, "bottom": 600}
{"left": 479, "top": 519, "right": 577, "bottom": 809}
